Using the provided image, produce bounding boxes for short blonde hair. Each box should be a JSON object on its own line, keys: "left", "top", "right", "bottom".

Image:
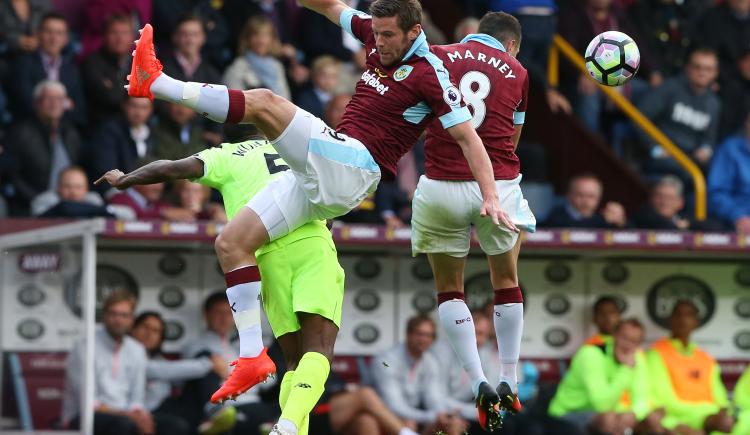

{"left": 103, "top": 290, "right": 137, "bottom": 314}
{"left": 238, "top": 16, "right": 280, "bottom": 56}
{"left": 311, "top": 55, "right": 340, "bottom": 77}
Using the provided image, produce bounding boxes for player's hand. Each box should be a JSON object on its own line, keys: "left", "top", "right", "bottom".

{"left": 480, "top": 196, "right": 519, "bottom": 232}
{"left": 95, "top": 169, "right": 127, "bottom": 189}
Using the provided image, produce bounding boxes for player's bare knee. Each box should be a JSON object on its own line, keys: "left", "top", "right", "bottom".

{"left": 244, "top": 89, "right": 278, "bottom": 117}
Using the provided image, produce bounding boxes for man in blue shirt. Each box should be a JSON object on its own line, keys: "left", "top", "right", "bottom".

{"left": 707, "top": 109, "right": 750, "bottom": 232}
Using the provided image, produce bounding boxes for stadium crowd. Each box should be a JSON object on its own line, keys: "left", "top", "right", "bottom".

{"left": 61, "top": 290, "right": 750, "bottom": 435}
{"left": 0, "top": 0, "right": 748, "bottom": 231}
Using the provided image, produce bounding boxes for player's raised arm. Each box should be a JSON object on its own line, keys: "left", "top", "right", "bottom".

{"left": 95, "top": 157, "right": 204, "bottom": 190}
{"left": 447, "top": 121, "right": 519, "bottom": 232}
{"left": 297, "top": 0, "right": 350, "bottom": 26}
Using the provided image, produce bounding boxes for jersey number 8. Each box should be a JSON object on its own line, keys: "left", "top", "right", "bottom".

{"left": 459, "top": 70, "right": 491, "bottom": 129}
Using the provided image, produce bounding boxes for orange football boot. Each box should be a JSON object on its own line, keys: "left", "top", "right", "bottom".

{"left": 126, "top": 24, "right": 162, "bottom": 100}
{"left": 210, "top": 347, "right": 276, "bottom": 404}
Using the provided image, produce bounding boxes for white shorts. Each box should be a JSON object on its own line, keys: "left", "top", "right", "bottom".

{"left": 247, "top": 109, "right": 381, "bottom": 240}
{"left": 411, "top": 175, "right": 536, "bottom": 258}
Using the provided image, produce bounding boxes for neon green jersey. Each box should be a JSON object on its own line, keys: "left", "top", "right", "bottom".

{"left": 193, "top": 140, "right": 330, "bottom": 256}
{"left": 548, "top": 342, "right": 650, "bottom": 420}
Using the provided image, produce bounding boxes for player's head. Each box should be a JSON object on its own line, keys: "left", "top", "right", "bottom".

{"left": 651, "top": 175, "right": 684, "bottom": 220}
{"left": 203, "top": 291, "right": 235, "bottom": 337}
{"left": 613, "top": 318, "right": 644, "bottom": 355}
{"left": 57, "top": 166, "right": 89, "bottom": 202}
{"left": 592, "top": 296, "right": 621, "bottom": 336}
{"left": 685, "top": 47, "right": 718, "bottom": 90}
{"left": 405, "top": 314, "right": 436, "bottom": 357}
{"left": 670, "top": 299, "right": 700, "bottom": 340}
{"left": 369, "top": 0, "right": 423, "bottom": 66}
{"left": 567, "top": 173, "right": 603, "bottom": 218}
{"left": 102, "top": 290, "right": 137, "bottom": 340}
{"left": 478, "top": 12, "right": 522, "bottom": 58}
{"left": 131, "top": 311, "right": 166, "bottom": 356}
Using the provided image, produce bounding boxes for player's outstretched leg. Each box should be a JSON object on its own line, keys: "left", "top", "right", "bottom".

{"left": 127, "top": 24, "right": 296, "bottom": 141}
{"left": 427, "top": 253, "right": 502, "bottom": 432}
{"left": 210, "top": 209, "right": 276, "bottom": 403}
{"left": 272, "top": 313, "right": 338, "bottom": 435}
{"left": 488, "top": 239, "right": 524, "bottom": 415}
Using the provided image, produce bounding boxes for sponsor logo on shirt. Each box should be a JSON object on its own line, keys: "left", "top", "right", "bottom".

{"left": 443, "top": 85, "right": 462, "bottom": 107}
{"left": 360, "top": 69, "right": 390, "bottom": 95}
{"left": 393, "top": 65, "right": 413, "bottom": 81}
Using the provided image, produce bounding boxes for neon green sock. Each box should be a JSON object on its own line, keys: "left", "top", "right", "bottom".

{"left": 280, "top": 370, "right": 295, "bottom": 409}
{"left": 279, "top": 352, "right": 330, "bottom": 431}
{"left": 298, "top": 416, "right": 309, "bottom": 435}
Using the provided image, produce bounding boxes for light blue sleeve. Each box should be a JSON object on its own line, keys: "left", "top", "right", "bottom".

{"left": 339, "top": 7, "right": 370, "bottom": 42}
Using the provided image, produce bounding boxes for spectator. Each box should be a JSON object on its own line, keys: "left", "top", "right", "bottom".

{"left": 629, "top": 0, "right": 707, "bottom": 78}
{"left": 91, "top": 97, "right": 155, "bottom": 190}
{"left": 0, "top": 0, "right": 51, "bottom": 56}
{"left": 647, "top": 300, "right": 736, "bottom": 434}
{"left": 61, "top": 291, "right": 158, "bottom": 435}
{"left": 108, "top": 175, "right": 194, "bottom": 221}
{"left": 549, "top": 318, "right": 663, "bottom": 435}
{"left": 182, "top": 292, "right": 277, "bottom": 435}
{"left": 735, "top": 365, "right": 750, "bottom": 435}
{"left": 31, "top": 166, "right": 113, "bottom": 218}
{"left": 152, "top": 102, "right": 211, "bottom": 161}
{"left": 173, "top": 179, "right": 227, "bottom": 222}
{"left": 295, "top": 56, "right": 340, "bottom": 119}
{"left": 161, "top": 13, "right": 221, "bottom": 85}
{"left": 541, "top": 173, "right": 627, "bottom": 228}
{"left": 585, "top": 296, "right": 621, "bottom": 346}
{"left": 81, "top": 14, "right": 134, "bottom": 125}
{"left": 372, "top": 315, "right": 469, "bottom": 435}
{"left": 719, "top": 48, "right": 750, "bottom": 139}
{"left": 695, "top": 0, "right": 750, "bottom": 87}
{"left": 152, "top": 0, "right": 230, "bottom": 70}
{"left": 557, "top": 0, "right": 655, "bottom": 132}
{"left": 6, "top": 80, "right": 81, "bottom": 214}
{"left": 707, "top": 110, "right": 750, "bottom": 233}
{"left": 79, "top": 0, "right": 150, "bottom": 59}
{"left": 222, "top": 16, "right": 291, "bottom": 100}
{"left": 638, "top": 48, "right": 721, "bottom": 182}
{"left": 632, "top": 176, "right": 692, "bottom": 230}
{"left": 130, "top": 311, "right": 235, "bottom": 435}
{"left": 11, "top": 12, "right": 87, "bottom": 127}
{"left": 453, "top": 17, "right": 479, "bottom": 42}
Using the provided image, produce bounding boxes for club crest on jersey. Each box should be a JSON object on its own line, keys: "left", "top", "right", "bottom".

{"left": 443, "top": 85, "right": 462, "bottom": 107}
{"left": 393, "top": 65, "right": 413, "bottom": 82}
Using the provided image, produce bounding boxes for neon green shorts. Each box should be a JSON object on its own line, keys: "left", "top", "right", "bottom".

{"left": 257, "top": 235, "right": 345, "bottom": 338}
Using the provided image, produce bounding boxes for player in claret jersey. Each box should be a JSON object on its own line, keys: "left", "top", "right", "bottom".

{"left": 124, "top": 0, "right": 517, "bottom": 433}
{"left": 412, "top": 12, "right": 536, "bottom": 428}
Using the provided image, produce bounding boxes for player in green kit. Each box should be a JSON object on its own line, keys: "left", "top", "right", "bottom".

{"left": 96, "top": 139, "right": 345, "bottom": 435}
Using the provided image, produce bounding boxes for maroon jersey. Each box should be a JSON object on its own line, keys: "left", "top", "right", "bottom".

{"left": 425, "top": 34, "right": 529, "bottom": 180}
{"left": 336, "top": 8, "right": 471, "bottom": 179}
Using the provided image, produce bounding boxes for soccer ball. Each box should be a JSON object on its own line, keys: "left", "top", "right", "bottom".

{"left": 584, "top": 31, "right": 640, "bottom": 86}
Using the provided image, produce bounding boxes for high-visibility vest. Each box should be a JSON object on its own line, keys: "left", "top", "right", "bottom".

{"left": 652, "top": 338, "right": 715, "bottom": 403}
